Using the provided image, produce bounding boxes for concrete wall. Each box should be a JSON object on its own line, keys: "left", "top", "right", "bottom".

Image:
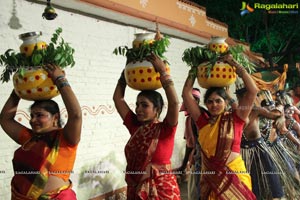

{"left": 0, "top": 0, "right": 206, "bottom": 199}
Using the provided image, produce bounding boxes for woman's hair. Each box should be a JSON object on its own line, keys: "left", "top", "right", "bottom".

{"left": 30, "top": 100, "right": 62, "bottom": 127}
{"left": 204, "top": 87, "right": 228, "bottom": 103}
{"left": 137, "top": 90, "right": 164, "bottom": 117}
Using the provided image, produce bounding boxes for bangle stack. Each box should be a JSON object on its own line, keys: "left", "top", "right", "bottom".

{"left": 160, "top": 71, "right": 174, "bottom": 89}
{"left": 55, "top": 75, "right": 70, "bottom": 89}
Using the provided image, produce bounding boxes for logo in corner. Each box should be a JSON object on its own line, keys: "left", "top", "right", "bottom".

{"left": 240, "top": 2, "right": 254, "bottom": 16}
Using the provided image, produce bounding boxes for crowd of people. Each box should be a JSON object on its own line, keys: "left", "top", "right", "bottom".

{"left": 178, "top": 78, "right": 300, "bottom": 199}
{"left": 1, "top": 52, "right": 300, "bottom": 199}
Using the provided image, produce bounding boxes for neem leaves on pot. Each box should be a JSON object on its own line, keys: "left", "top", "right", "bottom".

{"left": 113, "top": 32, "right": 171, "bottom": 91}
{"left": 113, "top": 32, "right": 170, "bottom": 63}
{"left": 182, "top": 40, "right": 257, "bottom": 88}
{"left": 0, "top": 27, "right": 75, "bottom": 83}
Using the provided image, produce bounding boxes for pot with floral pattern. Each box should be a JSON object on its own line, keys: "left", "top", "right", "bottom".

{"left": 14, "top": 31, "right": 58, "bottom": 101}
{"left": 13, "top": 66, "right": 59, "bottom": 101}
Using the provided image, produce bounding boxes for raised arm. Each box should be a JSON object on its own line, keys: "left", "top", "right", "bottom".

{"left": 147, "top": 53, "right": 179, "bottom": 126}
{"left": 0, "top": 90, "right": 27, "bottom": 143}
{"left": 257, "top": 106, "right": 282, "bottom": 119}
{"left": 182, "top": 68, "right": 201, "bottom": 123}
{"left": 113, "top": 69, "right": 131, "bottom": 120}
{"left": 44, "top": 64, "right": 82, "bottom": 145}
{"left": 225, "top": 55, "right": 259, "bottom": 121}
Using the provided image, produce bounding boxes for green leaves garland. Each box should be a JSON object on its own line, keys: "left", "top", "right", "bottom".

{"left": 182, "top": 45, "right": 257, "bottom": 78}
{"left": 113, "top": 35, "right": 170, "bottom": 63}
{"left": 0, "top": 27, "right": 75, "bottom": 83}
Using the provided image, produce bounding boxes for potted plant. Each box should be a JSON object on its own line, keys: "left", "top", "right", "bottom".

{"left": 113, "top": 31, "right": 171, "bottom": 90}
{"left": 0, "top": 27, "right": 75, "bottom": 100}
{"left": 182, "top": 37, "right": 256, "bottom": 89}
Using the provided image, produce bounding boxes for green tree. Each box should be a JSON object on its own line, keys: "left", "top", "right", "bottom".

{"left": 193, "top": 0, "right": 300, "bottom": 86}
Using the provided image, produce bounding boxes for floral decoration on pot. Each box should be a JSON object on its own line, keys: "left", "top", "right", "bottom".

{"left": 113, "top": 30, "right": 171, "bottom": 91}
{"left": 182, "top": 37, "right": 256, "bottom": 89}
{"left": 0, "top": 27, "right": 75, "bottom": 100}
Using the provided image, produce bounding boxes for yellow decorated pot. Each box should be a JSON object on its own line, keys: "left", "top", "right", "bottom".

{"left": 208, "top": 36, "right": 228, "bottom": 54}
{"left": 19, "top": 31, "right": 47, "bottom": 57}
{"left": 197, "top": 61, "right": 236, "bottom": 89}
{"left": 13, "top": 67, "right": 59, "bottom": 101}
{"left": 125, "top": 60, "right": 170, "bottom": 91}
{"left": 132, "top": 33, "right": 155, "bottom": 48}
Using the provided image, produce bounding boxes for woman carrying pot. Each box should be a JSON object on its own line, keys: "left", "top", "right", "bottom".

{"left": 182, "top": 54, "right": 258, "bottom": 199}
{"left": 113, "top": 53, "right": 180, "bottom": 199}
{"left": 0, "top": 64, "right": 82, "bottom": 199}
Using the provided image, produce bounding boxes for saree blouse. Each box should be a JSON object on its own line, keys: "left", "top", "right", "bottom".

{"left": 196, "top": 111, "right": 245, "bottom": 155}
{"left": 16, "top": 127, "right": 78, "bottom": 181}
{"left": 123, "top": 111, "right": 177, "bottom": 165}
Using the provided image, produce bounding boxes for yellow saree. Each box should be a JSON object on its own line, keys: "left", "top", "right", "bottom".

{"left": 198, "top": 112, "right": 255, "bottom": 200}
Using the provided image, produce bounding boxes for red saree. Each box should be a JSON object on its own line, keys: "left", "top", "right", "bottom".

{"left": 199, "top": 112, "right": 256, "bottom": 200}
{"left": 124, "top": 121, "right": 180, "bottom": 200}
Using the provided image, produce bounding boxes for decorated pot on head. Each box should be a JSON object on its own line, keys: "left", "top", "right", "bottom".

{"left": 125, "top": 60, "right": 170, "bottom": 91}
{"left": 14, "top": 31, "right": 59, "bottom": 101}
{"left": 125, "top": 32, "right": 170, "bottom": 91}
{"left": 197, "top": 36, "right": 236, "bottom": 89}
{"left": 208, "top": 36, "right": 229, "bottom": 54}
{"left": 197, "top": 61, "right": 236, "bottom": 89}
{"left": 132, "top": 33, "right": 155, "bottom": 48}
{"left": 19, "top": 31, "right": 47, "bottom": 57}
{"left": 13, "top": 66, "right": 59, "bottom": 101}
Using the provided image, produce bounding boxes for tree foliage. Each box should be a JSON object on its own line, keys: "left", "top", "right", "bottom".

{"left": 193, "top": 0, "right": 300, "bottom": 86}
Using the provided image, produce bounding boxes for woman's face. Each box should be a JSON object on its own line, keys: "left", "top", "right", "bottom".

{"left": 135, "top": 96, "right": 158, "bottom": 123}
{"left": 29, "top": 107, "right": 58, "bottom": 133}
{"left": 205, "top": 92, "right": 226, "bottom": 116}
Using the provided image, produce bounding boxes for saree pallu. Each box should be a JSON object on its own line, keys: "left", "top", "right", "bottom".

{"left": 199, "top": 112, "right": 255, "bottom": 200}
{"left": 137, "top": 164, "right": 180, "bottom": 200}
{"left": 11, "top": 130, "right": 60, "bottom": 199}
{"left": 124, "top": 123, "right": 180, "bottom": 199}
